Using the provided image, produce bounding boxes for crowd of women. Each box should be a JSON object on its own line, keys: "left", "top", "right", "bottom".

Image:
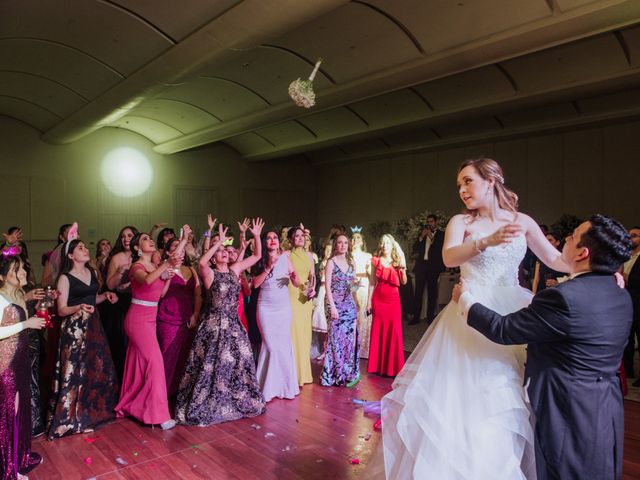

{"left": 0, "top": 211, "right": 411, "bottom": 479}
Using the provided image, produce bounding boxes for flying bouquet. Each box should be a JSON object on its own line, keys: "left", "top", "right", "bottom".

{"left": 288, "top": 58, "right": 323, "bottom": 108}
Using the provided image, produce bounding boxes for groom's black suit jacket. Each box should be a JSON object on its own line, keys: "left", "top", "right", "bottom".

{"left": 467, "top": 272, "right": 632, "bottom": 480}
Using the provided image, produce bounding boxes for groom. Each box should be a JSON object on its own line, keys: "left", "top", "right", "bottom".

{"left": 454, "top": 214, "right": 632, "bottom": 480}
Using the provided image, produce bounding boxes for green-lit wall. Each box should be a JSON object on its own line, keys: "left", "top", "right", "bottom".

{"left": 0, "top": 116, "right": 315, "bottom": 279}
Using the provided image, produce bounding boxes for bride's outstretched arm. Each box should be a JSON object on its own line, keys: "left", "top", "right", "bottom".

{"left": 521, "top": 213, "right": 570, "bottom": 273}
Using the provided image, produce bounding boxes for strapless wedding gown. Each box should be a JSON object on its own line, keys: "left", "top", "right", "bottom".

{"left": 373, "top": 234, "right": 536, "bottom": 479}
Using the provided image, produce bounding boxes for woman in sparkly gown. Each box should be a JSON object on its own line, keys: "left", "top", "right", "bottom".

{"left": 0, "top": 254, "right": 46, "bottom": 479}
{"left": 176, "top": 219, "right": 266, "bottom": 426}
{"left": 321, "top": 234, "right": 360, "bottom": 386}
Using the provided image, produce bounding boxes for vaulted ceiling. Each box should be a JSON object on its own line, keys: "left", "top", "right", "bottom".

{"left": 1, "top": 0, "right": 640, "bottom": 163}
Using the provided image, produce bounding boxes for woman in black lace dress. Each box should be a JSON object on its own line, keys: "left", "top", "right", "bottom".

{"left": 176, "top": 219, "right": 266, "bottom": 426}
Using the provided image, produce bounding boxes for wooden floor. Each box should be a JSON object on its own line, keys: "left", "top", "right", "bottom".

{"left": 29, "top": 360, "right": 640, "bottom": 479}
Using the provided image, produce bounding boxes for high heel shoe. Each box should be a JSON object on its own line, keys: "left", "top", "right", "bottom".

{"left": 160, "top": 419, "right": 176, "bottom": 430}
{"left": 347, "top": 373, "right": 361, "bottom": 388}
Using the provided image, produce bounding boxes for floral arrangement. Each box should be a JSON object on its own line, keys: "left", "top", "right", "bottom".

{"left": 550, "top": 213, "right": 582, "bottom": 240}
{"left": 288, "top": 58, "right": 323, "bottom": 108}
{"left": 395, "top": 210, "right": 450, "bottom": 244}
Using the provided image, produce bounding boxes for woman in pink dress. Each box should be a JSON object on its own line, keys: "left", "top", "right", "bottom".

{"left": 115, "top": 228, "right": 187, "bottom": 430}
{"left": 157, "top": 237, "right": 201, "bottom": 397}
{"left": 366, "top": 234, "right": 407, "bottom": 377}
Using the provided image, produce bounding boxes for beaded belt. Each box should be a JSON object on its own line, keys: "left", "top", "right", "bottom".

{"left": 131, "top": 298, "right": 158, "bottom": 307}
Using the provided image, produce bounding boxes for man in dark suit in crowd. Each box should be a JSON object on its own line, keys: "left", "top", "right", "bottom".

{"left": 454, "top": 214, "right": 632, "bottom": 480}
{"left": 623, "top": 226, "right": 640, "bottom": 382}
{"left": 411, "top": 214, "right": 445, "bottom": 325}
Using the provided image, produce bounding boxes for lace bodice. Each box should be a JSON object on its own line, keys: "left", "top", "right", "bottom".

{"left": 460, "top": 234, "right": 526, "bottom": 287}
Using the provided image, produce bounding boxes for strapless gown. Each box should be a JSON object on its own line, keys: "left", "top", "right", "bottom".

{"left": 373, "top": 234, "right": 536, "bottom": 479}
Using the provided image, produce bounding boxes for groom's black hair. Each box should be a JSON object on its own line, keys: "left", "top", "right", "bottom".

{"left": 578, "top": 214, "right": 631, "bottom": 274}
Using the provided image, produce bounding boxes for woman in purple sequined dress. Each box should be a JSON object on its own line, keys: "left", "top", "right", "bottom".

{"left": 0, "top": 254, "right": 46, "bottom": 480}
{"left": 321, "top": 234, "right": 360, "bottom": 386}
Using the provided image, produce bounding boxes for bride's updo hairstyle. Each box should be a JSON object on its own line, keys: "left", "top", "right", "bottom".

{"left": 458, "top": 157, "right": 519, "bottom": 216}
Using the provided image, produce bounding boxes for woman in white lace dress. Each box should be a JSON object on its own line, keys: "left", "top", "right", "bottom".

{"left": 372, "top": 157, "right": 570, "bottom": 479}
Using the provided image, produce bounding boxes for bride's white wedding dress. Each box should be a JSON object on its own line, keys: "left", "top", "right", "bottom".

{"left": 375, "top": 233, "right": 537, "bottom": 479}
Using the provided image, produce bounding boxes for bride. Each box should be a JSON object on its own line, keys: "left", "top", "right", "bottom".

{"left": 373, "top": 157, "right": 569, "bottom": 479}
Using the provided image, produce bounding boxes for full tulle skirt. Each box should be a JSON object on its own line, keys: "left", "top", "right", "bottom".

{"left": 372, "top": 283, "right": 537, "bottom": 479}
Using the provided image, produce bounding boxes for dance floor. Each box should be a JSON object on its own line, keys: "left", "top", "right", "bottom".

{"left": 30, "top": 359, "right": 640, "bottom": 479}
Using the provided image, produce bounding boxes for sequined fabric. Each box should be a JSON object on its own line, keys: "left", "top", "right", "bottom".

{"left": 0, "top": 301, "right": 38, "bottom": 480}
{"left": 176, "top": 271, "right": 265, "bottom": 425}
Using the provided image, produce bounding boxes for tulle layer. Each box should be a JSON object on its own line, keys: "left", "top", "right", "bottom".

{"left": 379, "top": 284, "right": 536, "bottom": 479}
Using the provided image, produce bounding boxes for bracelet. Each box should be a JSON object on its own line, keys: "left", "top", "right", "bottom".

{"left": 203, "top": 231, "right": 211, "bottom": 238}
{"left": 473, "top": 238, "right": 484, "bottom": 254}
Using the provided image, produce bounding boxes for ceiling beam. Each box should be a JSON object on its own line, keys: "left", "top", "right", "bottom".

{"left": 153, "top": 0, "right": 640, "bottom": 154}
{"left": 41, "top": 0, "right": 349, "bottom": 145}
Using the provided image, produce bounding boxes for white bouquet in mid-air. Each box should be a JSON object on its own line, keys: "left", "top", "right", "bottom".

{"left": 288, "top": 58, "right": 323, "bottom": 108}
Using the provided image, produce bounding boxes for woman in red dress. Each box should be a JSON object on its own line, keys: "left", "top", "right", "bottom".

{"left": 367, "top": 234, "right": 407, "bottom": 376}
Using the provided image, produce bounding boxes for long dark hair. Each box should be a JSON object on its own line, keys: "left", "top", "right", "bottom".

{"left": 287, "top": 226, "right": 305, "bottom": 248}
{"left": 156, "top": 228, "right": 175, "bottom": 251}
{"left": 129, "top": 233, "right": 145, "bottom": 263}
{"left": 330, "top": 233, "right": 354, "bottom": 270}
{"left": 106, "top": 225, "right": 139, "bottom": 269}
{"left": 0, "top": 254, "right": 23, "bottom": 294}
{"left": 58, "top": 239, "right": 96, "bottom": 285}
{"left": 252, "top": 229, "right": 279, "bottom": 275}
{"left": 57, "top": 223, "right": 73, "bottom": 245}
{"left": 162, "top": 237, "right": 191, "bottom": 267}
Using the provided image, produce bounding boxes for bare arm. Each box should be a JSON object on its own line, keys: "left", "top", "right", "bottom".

{"left": 520, "top": 213, "right": 569, "bottom": 273}
{"left": 56, "top": 275, "right": 88, "bottom": 317}
{"left": 188, "top": 268, "right": 202, "bottom": 328}
{"left": 0, "top": 304, "right": 45, "bottom": 339}
{"left": 531, "top": 261, "right": 541, "bottom": 294}
{"left": 325, "top": 259, "right": 338, "bottom": 319}
{"left": 230, "top": 218, "right": 264, "bottom": 276}
{"left": 199, "top": 223, "right": 227, "bottom": 288}
{"left": 106, "top": 253, "right": 130, "bottom": 291}
{"left": 131, "top": 261, "right": 172, "bottom": 285}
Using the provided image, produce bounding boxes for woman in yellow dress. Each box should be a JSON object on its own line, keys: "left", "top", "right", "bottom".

{"left": 287, "top": 225, "right": 316, "bottom": 386}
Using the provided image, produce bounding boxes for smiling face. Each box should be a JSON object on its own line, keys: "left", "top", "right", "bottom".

{"left": 121, "top": 228, "right": 135, "bottom": 251}
{"left": 214, "top": 248, "right": 229, "bottom": 265}
{"left": 136, "top": 234, "right": 156, "bottom": 255}
{"left": 456, "top": 165, "right": 494, "bottom": 211}
{"left": 265, "top": 231, "right": 280, "bottom": 251}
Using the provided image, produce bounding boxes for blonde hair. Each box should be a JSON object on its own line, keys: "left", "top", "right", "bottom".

{"left": 376, "top": 234, "right": 402, "bottom": 267}
{"left": 458, "top": 157, "right": 518, "bottom": 216}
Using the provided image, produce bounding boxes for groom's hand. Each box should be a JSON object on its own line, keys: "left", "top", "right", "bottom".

{"left": 452, "top": 278, "right": 468, "bottom": 303}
